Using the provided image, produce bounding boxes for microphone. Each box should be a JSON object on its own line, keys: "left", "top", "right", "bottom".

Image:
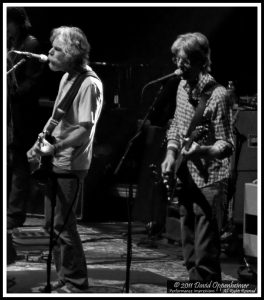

{"left": 141, "top": 69, "right": 183, "bottom": 98}
{"left": 12, "top": 50, "right": 48, "bottom": 63}
{"left": 146, "top": 69, "right": 183, "bottom": 86}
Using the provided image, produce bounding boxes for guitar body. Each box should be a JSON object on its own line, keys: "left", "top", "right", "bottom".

{"left": 163, "top": 123, "right": 209, "bottom": 202}
{"left": 161, "top": 81, "right": 219, "bottom": 201}
{"left": 31, "top": 133, "right": 56, "bottom": 183}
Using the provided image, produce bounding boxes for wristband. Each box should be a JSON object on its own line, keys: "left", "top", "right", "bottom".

{"left": 167, "top": 146, "right": 177, "bottom": 153}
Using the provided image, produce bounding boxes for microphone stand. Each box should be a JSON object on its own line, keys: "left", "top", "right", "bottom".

{"left": 43, "top": 173, "right": 57, "bottom": 293}
{"left": 7, "top": 58, "right": 26, "bottom": 75}
{"left": 40, "top": 171, "right": 80, "bottom": 293}
{"left": 114, "top": 81, "right": 166, "bottom": 293}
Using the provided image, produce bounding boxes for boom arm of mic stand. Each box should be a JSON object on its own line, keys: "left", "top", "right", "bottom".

{"left": 114, "top": 84, "right": 164, "bottom": 176}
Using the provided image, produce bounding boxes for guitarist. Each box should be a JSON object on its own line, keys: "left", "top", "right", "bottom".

{"left": 7, "top": 7, "right": 44, "bottom": 230}
{"left": 161, "top": 32, "right": 234, "bottom": 282}
{"left": 27, "top": 26, "right": 103, "bottom": 292}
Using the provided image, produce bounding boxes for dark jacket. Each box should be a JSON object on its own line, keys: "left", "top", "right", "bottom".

{"left": 8, "top": 34, "right": 44, "bottom": 150}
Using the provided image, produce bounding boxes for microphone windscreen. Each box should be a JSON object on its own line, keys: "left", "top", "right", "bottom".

{"left": 39, "top": 54, "right": 48, "bottom": 63}
{"left": 175, "top": 69, "right": 183, "bottom": 76}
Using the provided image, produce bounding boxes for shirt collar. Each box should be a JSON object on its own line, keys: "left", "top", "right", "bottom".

{"left": 183, "top": 73, "right": 214, "bottom": 105}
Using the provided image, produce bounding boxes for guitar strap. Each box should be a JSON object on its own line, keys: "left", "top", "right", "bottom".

{"left": 186, "top": 80, "right": 220, "bottom": 138}
{"left": 57, "top": 70, "right": 100, "bottom": 114}
{"left": 177, "top": 80, "right": 221, "bottom": 186}
{"left": 31, "top": 70, "right": 101, "bottom": 181}
{"left": 46, "top": 70, "right": 100, "bottom": 135}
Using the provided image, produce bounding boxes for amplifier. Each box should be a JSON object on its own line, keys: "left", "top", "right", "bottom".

{"left": 243, "top": 182, "right": 257, "bottom": 257}
{"left": 231, "top": 109, "right": 257, "bottom": 224}
{"left": 233, "top": 171, "right": 257, "bottom": 224}
{"left": 232, "top": 109, "right": 257, "bottom": 171}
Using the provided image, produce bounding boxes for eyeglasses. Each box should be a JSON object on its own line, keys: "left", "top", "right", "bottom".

{"left": 172, "top": 55, "right": 191, "bottom": 68}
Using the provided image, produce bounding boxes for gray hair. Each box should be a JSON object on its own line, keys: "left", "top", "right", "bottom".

{"left": 50, "top": 26, "right": 91, "bottom": 66}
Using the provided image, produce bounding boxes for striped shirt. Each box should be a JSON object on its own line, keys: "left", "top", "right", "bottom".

{"left": 167, "top": 73, "right": 234, "bottom": 188}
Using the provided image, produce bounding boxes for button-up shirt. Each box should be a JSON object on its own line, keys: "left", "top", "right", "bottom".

{"left": 167, "top": 73, "right": 234, "bottom": 188}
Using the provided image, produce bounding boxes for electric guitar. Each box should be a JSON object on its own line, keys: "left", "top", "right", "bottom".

{"left": 31, "top": 131, "right": 56, "bottom": 182}
{"left": 167, "top": 123, "right": 209, "bottom": 201}
{"left": 150, "top": 123, "right": 209, "bottom": 202}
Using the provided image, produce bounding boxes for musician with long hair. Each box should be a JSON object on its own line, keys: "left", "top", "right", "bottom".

{"left": 27, "top": 26, "right": 103, "bottom": 293}
{"left": 161, "top": 32, "right": 234, "bottom": 282}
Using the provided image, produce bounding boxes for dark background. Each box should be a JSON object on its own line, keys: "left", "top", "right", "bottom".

{"left": 22, "top": 5, "right": 258, "bottom": 221}
{"left": 26, "top": 6, "right": 258, "bottom": 101}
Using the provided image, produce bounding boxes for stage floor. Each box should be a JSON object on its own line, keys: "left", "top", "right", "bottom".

{"left": 5, "top": 216, "right": 257, "bottom": 295}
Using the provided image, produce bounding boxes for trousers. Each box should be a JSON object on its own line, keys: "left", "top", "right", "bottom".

{"left": 44, "top": 166, "right": 88, "bottom": 289}
{"left": 179, "top": 178, "right": 228, "bottom": 282}
{"left": 7, "top": 146, "right": 30, "bottom": 228}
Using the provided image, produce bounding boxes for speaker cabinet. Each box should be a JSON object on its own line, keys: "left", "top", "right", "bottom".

{"left": 232, "top": 109, "right": 257, "bottom": 224}
{"left": 243, "top": 182, "right": 257, "bottom": 257}
{"left": 233, "top": 171, "right": 257, "bottom": 224}
{"left": 232, "top": 109, "right": 257, "bottom": 171}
